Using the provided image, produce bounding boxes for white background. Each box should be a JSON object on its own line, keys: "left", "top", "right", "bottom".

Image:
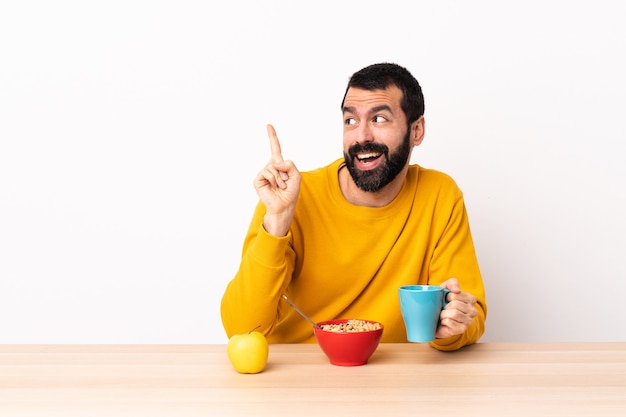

{"left": 1, "top": 0, "right": 625, "bottom": 344}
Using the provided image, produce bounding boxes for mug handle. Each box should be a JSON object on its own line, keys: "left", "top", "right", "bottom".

{"left": 442, "top": 288, "right": 451, "bottom": 307}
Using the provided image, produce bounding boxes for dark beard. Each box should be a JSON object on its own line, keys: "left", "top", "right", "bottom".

{"left": 343, "top": 129, "right": 411, "bottom": 192}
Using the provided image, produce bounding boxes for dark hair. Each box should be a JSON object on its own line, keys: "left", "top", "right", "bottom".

{"left": 341, "top": 63, "right": 425, "bottom": 124}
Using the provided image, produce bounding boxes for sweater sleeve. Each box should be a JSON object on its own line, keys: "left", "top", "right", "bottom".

{"left": 427, "top": 191, "right": 488, "bottom": 351}
{"left": 220, "top": 202, "right": 296, "bottom": 338}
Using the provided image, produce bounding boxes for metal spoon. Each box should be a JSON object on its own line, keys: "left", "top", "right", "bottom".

{"left": 281, "top": 294, "right": 322, "bottom": 330}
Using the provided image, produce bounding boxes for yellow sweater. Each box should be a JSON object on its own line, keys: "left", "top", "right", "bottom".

{"left": 221, "top": 158, "right": 487, "bottom": 351}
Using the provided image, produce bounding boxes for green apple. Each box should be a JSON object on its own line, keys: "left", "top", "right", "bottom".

{"left": 227, "top": 330, "right": 269, "bottom": 374}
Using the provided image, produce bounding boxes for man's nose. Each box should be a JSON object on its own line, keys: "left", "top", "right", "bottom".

{"left": 354, "top": 123, "right": 374, "bottom": 144}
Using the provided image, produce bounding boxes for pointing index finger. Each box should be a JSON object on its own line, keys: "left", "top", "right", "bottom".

{"left": 266, "top": 124, "right": 284, "bottom": 162}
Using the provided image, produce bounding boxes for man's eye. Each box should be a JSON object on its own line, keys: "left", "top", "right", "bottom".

{"left": 374, "top": 115, "right": 386, "bottom": 123}
{"left": 345, "top": 118, "right": 356, "bottom": 126}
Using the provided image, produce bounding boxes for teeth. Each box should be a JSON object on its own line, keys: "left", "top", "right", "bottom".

{"left": 357, "top": 152, "right": 380, "bottom": 160}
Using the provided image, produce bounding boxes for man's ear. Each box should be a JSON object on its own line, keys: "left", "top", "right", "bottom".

{"left": 411, "top": 116, "right": 425, "bottom": 146}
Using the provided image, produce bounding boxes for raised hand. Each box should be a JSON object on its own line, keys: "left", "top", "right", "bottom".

{"left": 253, "top": 124, "right": 302, "bottom": 236}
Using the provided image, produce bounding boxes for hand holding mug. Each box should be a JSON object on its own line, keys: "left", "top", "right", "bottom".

{"left": 435, "top": 278, "right": 478, "bottom": 339}
{"left": 399, "top": 278, "right": 478, "bottom": 342}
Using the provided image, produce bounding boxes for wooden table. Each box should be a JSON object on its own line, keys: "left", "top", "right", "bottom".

{"left": 1, "top": 343, "right": 625, "bottom": 416}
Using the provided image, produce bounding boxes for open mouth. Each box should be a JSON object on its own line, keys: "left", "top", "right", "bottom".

{"left": 356, "top": 152, "right": 382, "bottom": 164}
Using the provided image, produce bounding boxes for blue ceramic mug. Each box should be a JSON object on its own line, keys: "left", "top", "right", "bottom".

{"left": 398, "top": 285, "right": 450, "bottom": 343}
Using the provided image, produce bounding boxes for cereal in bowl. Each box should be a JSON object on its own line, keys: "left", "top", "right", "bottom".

{"left": 320, "top": 319, "right": 381, "bottom": 333}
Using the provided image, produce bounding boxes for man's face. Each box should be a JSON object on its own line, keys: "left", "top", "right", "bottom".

{"left": 342, "top": 86, "right": 412, "bottom": 192}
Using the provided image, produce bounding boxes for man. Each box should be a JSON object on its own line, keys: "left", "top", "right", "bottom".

{"left": 221, "top": 63, "right": 486, "bottom": 351}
